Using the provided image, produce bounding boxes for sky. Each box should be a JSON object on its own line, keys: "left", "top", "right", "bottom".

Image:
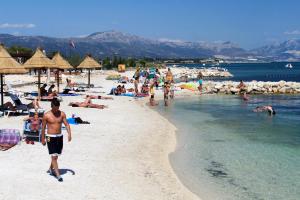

{"left": 0, "top": 0, "right": 299, "bottom": 49}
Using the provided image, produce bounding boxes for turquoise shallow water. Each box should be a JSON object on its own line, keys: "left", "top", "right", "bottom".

{"left": 155, "top": 95, "right": 300, "bottom": 200}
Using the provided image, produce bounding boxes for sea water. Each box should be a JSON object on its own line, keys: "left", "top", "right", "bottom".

{"left": 155, "top": 94, "right": 300, "bottom": 200}
{"left": 170, "top": 62, "right": 300, "bottom": 82}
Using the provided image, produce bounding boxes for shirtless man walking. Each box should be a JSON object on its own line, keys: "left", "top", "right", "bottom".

{"left": 41, "top": 98, "right": 71, "bottom": 182}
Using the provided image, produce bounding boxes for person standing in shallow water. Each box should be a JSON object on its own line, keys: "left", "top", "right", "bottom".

{"left": 41, "top": 99, "right": 72, "bottom": 182}
{"left": 197, "top": 72, "right": 203, "bottom": 94}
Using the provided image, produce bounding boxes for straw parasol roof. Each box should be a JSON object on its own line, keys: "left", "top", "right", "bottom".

{"left": 77, "top": 55, "right": 101, "bottom": 69}
{"left": 0, "top": 44, "right": 28, "bottom": 74}
{"left": 24, "top": 48, "right": 56, "bottom": 69}
{"left": 52, "top": 52, "right": 73, "bottom": 69}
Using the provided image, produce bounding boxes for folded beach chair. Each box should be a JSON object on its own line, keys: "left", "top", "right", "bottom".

{"left": 0, "top": 129, "right": 22, "bottom": 151}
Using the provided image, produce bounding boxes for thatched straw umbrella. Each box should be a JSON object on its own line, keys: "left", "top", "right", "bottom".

{"left": 77, "top": 55, "right": 101, "bottom": 88}
{"left": 0, "top": 44, "right": 28, "bottom": 110}
{"left": 24, "top": 48, "right": 57, "bottom": 97}
{"left": 51, "top": 52, "right": 73, "bottom": 93}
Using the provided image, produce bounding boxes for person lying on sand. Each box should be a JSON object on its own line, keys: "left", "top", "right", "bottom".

{"left": 86, "top": 95, "right": 113, "bottom": 100}
{"left": 253, "top": 105, "right": 276, "bottom": 115}
{"left": 68, "top": 97, "right": 107, "bottom": 109}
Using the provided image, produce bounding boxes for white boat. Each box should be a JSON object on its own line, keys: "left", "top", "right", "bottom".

{"left": 285, "top": 63, "right": 293, "bottom": 68}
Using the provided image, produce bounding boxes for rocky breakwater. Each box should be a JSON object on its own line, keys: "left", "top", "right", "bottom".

{"left": 203, "top": 80, "right": 300, "bottom": 94}
{"left": 165, "top": 67, "right": 233, "bottom": 82}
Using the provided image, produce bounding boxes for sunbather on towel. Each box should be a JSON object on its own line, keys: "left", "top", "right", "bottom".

{"left": 86, "top": 95, "right": 113, "bottom": 100}
{"left": 68, "top": 97, "right": 107, "bottom": 109}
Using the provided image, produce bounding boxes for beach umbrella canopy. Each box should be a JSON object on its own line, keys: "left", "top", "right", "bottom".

{"left": 24, "top": 48, "right": 57, "bottom": 96}
{"left": 52, "top": 52, "right": 73, "bottom": 70}
{"left": 24, "top": 48, "right": 56, "bottom": 69}
{"left": 77, "top": 55, "right": 101, "bottom": 87}
{"left": 52, "top": 52, "right": 74, "bottom": 92}
{"left": 0, "top": 44, "right": 28, "bottom": 110}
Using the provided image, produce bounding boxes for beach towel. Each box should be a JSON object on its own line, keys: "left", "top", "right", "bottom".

{"left": 67, "top": 117, "right": 90, "bottom": 125}
{"left": 120, "top": 93, "right": 145, "bottom": 98}
{"left": 59, "top": 93, "right": 81, "bottom": 96}
{"left": 0, "top": 129, "right": 21, "bottom": 151}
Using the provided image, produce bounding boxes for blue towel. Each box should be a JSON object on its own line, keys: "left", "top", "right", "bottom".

{"left": 67, "top": 118, "right": 78, "bottom": 125}
{"left": 59, "top": 93, "right": 81, "bottom": 96}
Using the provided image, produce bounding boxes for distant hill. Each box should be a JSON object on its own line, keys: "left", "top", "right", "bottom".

{"left": 251, "top": 39, "right": 300, "bottom": 61}
{"left": 0, "top": 31, "right": 299, "bottom": 61}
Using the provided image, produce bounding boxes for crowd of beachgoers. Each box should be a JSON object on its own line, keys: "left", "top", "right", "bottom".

{"left": 0, "top": 69, "right": 201, "bottom": 200}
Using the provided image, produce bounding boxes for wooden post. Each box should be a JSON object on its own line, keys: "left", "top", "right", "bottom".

{"left": 37, "top": 69, "right": 41, "bottom": 98}
{"left": 56, "top": 70, "right": 60, "bottom": 93}
{"left": 0, "top": 74, "right": 4, "bottom": 111}
{"left": 88, "top": 69, "right": 91, "bottom": 88}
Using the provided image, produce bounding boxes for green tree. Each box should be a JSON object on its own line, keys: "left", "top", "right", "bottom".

{"left": 102, "top": 57, "right": 112, "bottom": 69}
{"left": 7, "top": 45, "right": 33, "bottom": 55}
{"left": 126, "top": 58, "right": 136, "bottom": 68}
{"left": 139, "top": 59, "right": 146, "bottom": 68}
{"left": 67, "top": 53, "right": 82, "bottom": 67}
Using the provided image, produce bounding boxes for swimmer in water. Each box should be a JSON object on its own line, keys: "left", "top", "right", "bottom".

{"left": 253, "top": 105, "right": 276, "bottom": 115}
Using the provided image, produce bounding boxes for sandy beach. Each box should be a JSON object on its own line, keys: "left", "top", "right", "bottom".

{"left": 0, "top": 71, "right": 200, "bottom": 200}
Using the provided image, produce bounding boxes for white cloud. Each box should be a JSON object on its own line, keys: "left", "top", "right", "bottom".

{"left": 284, "top": 30, "right": 300, "bottom": 35}
{"left": 0, "top": 23, "right": 36, "bottom": 29}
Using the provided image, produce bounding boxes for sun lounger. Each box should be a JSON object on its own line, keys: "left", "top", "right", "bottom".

{"left": 24, "top": 94, "right": 62, "bottom": 102}
{"left": 9, "top": 93, "right": 30, "bottom": 113}
{"left": 0, "top": 129, "right": 21, "bottom": 151}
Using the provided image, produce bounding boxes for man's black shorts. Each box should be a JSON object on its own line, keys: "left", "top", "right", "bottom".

{"left": 46, "top": 134, "right": 63, "bottom": 156}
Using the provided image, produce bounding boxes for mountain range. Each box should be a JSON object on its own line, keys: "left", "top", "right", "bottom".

{"left": 0, "top": 30, "right": 299, "bottom": 61}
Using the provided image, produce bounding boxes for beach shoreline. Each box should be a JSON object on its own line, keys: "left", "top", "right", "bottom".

{"left": 0, "top": 72, "right": 200, "bottom": 200}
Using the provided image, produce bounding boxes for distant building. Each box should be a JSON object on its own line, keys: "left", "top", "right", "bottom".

{"left": 180, "top": 60, "right": 194, "bottom": 63}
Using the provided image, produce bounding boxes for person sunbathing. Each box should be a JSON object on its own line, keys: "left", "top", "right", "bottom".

{"left": 66, "top": 78, "right": 76, "bottom": 87}
{"left": 68, "top": 97, "right": 107, "bottom": 109}
{"left": 47, "top": 84, "right": 58, "bottom": 97}
{"left": 1, "top": 102, "right": 16, "bottom": 111}
{"left": 27, "top": 98, "right": 42, "bottom": 110}
{"left": 86, "top": 95, "right": 113, "bottom": 100}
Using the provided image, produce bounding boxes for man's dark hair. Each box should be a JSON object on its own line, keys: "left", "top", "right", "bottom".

{"left": 51, "top": 98, "right": 60, "bottom": 107}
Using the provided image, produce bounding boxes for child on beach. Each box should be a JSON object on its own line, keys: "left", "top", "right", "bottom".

{"left": 24, "top": 112, "right": 41, "bottom": 132}
{"left": 169, "top": 81, "right": 175, "bottom": 99}
{"left": 149, "top": 81, "right": 158, "bottom": 106}
{"left": 164, "top": 82, "right": 170, "bottom": 106}
{"left": 197, "top": 72, "right": 203, "bottom": 94}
